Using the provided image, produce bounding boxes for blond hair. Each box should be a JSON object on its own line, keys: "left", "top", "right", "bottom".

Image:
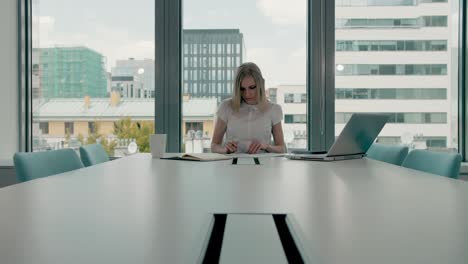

{"left": 231, "top": 62, "right": 268, "bottom": 112}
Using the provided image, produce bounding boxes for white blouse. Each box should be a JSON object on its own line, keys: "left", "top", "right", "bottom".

{"left": 216, "top": 99, "right": 283, "bottom": 153}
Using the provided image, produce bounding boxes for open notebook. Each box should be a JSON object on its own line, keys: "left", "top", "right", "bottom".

{"left": 161, "top": 153, "right": 232, "bottom": 161}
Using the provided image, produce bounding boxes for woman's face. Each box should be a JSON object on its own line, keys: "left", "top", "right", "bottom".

{"left": 240, "top": 75, "right": 257, "bottom": 105}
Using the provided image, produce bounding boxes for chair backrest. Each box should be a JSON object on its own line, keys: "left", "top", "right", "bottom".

{"left": 366, "top": 143, "right": 409, "bottom": 166}
{"left": 14, "top": 149, "right": 84, "bottom": 183}
{"left": 401, "top": 149, "right": 462, "bottom": 179}
{"left": 79, "top": 144, "right": 110, "bottom": 167}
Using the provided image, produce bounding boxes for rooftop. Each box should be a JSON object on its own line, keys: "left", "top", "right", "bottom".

{"left": 34, "top": 97, "right": 218, "bottom": 121}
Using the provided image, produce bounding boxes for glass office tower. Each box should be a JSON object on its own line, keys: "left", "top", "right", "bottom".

{"left": 182, "top": 29, "right": 244, "bottom": 102}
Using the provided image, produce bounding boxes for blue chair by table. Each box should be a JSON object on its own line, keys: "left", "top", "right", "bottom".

{"left": 79, "top": 143, "right": 110, "bottom": 167}
{"left": 366, "top": 143, "right": 409, "bottom": 166}
{"left": 14, "top": 149, "right": 84, "bottom": 183}
{"left": 401, "top": 149, "right": 462, "bottom": 179}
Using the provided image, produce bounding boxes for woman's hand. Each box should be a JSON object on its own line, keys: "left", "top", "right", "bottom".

{"left": 247, "top": 141, "right": 268, "bottom": 154}
{"left": 225, "top": 141, "right": 238, "bottom": 154}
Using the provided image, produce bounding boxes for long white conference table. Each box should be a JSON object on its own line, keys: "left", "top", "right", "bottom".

{"left": 1, "top": 153, "right": 468, "bottom": 263}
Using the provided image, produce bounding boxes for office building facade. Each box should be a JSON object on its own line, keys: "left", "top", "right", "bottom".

{"left": 111, "top": 76, "right": 145, "bottom": 99}
{"left": 32, "top": 48, "right": 42, "bottom": 100}
{"left": 335, "top": 0, "right": 455, "bottom": 149}
{"left": 32, "top": 96, "right": 217, "bottom": 155}
{"left": 38, "top": 46, "right": 107, "bottom": 98}
{"left": 273, "top": 0, "right": 455, "bottom": 150}
{"left": 182, "top": 29, "right": 244, "bottom": 101}
{"left": 111, "top": 58, "right": 155, "bottom": 98}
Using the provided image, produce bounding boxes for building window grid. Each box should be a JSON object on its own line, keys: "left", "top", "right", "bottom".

{"left": 183, "top": 30, "right": 242, "bottom": 99}
{"left": 284, "top": 93, "right": 307, "bottom": 103}
{"left": 335, "top": 88, "right": 447, "bottom": 99}
{"left": 185, "top": 122, "right": 204, "bottom": 135}
{"left": 336, "top": 16, "right": 448, "bottom": 29}
{"left": 336, "top": 0, "right": 447, "bottom": 7}
{"left": 336, "top": 40, "right": 447, "bottom": 52}
{"left": 285, "top": 114, "right": 307, "bottom": 124}
{"left": 336, "top": 112, "right": 447, "bottom": 124}
{"left": 336, "top": 64, "right": 447, "bottom": 75}
{"left": 377, "top": 136, "right": 447, "bottom": 147}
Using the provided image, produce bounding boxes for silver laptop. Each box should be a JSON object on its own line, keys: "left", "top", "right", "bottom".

{"left": 286, "top": 113, "right": 389, "bottom": 161}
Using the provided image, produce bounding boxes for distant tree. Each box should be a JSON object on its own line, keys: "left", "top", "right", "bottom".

{"left": 77, "top": 122, "right": 116, "bottom": 156}
{"left": 64, "top": 129, "right": 71, "bottom": 146}
{"left": 114, "top": 117, "right": 154, "bottom": 153}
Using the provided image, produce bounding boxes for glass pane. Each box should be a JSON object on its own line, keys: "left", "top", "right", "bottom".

{"left": 32, "top": 0, "right": 155, "bottom": 156}
{"left": 182, "top": 0, "right": 307, "bottom": 153}
{"left": 335, "top": 0, "right": 458, "bottom": 151}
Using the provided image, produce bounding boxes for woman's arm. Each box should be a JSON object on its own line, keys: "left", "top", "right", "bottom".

{"left": 265, "top": 122, "right": 286, "bottom": 153}
{"left": 211, "top": 118, "right": 237, "bottom": 154}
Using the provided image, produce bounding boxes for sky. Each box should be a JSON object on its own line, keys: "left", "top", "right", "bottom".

{"left": 33, "top": 0, "right": 307, "bottom": 88}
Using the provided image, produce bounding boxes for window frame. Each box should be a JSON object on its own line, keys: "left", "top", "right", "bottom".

{"left": 39, "top": 122, "right": 49, "bottom": 135}
{"left": 64, "top": 122, "right": 74, "bottom": 135}
{"left": 155, "top": 0, "right": 182, "bottom": 152}
{"left": 19, "top": 0, "right": 32, "bottom": 152}
{"left": 19, "top": 0, "right": 335, "bottom": 153}
{"left": 154, "top": 0, "right": 335, "bottom": 152}
{"left": 460, "top": 0, "right": 468, "bottom": 160}
{"left": 21, "top": 0, "right": 467, "bottom": 160}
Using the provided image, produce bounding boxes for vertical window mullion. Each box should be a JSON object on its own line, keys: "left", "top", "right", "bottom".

{"left": 460, "top": 0, "right": 467, "bottom": 160}
{"left": 20, "top": 0, "right": 32, "bottom": 152}
{"left": 155, "top": 0, "right": 182, "bottom": 152}
{"left": 308, "top": 0, "right": 335, "bottom": 151}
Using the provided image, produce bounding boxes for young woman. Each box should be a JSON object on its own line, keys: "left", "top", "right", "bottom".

{"left": 211, "top": 62, "right": 285, "bottom": 154}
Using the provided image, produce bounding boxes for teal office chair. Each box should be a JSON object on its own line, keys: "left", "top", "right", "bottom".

{"left": 366, "top": 143, "right": 409, "bottom": 166}
{"left": 14, "top": 149, "right": 84, "bottom": 183}
{"left": 401, "top": 149, "right": 462, "bottom": 179}
{"left": 79, "top": 143, "right": 110, "bottom": 167}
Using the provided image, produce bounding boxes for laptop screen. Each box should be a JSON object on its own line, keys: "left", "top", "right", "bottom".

{"left": 327, "top": 113, "right": 389, "bottom": 157}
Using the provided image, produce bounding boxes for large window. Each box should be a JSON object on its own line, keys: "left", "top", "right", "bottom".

{"left": 182, "top": 0, "right": 307, "bottom": 152}
{"left": 335, "top": 0, "right": 459, "bottom": 151}
{"left": 27, "top": 0, "right": 464, "bottom": 156}
{"left": 31, "top": 0, "right": 155, "bottom": 155}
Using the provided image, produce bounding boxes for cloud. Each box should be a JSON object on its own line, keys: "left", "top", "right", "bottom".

{"left": 38, "top": 15, "right": 55, "bottom": 26}
{"left": 32, "top": 16, "right": 55, "bottom": 46}
{"left": 247, "top": 46, "right": 306, "bottom": 87}
{"left": 290, "top": 45, "right": 306, "bottom": 58}
{"left": 118, "top": 40, "right": 155, "bottom": 61}
{"left": 256, "top": 0, "right": 306, "bottom": 26}
{"left": 33, "top": 18, "right": 154, "bottom": 71}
